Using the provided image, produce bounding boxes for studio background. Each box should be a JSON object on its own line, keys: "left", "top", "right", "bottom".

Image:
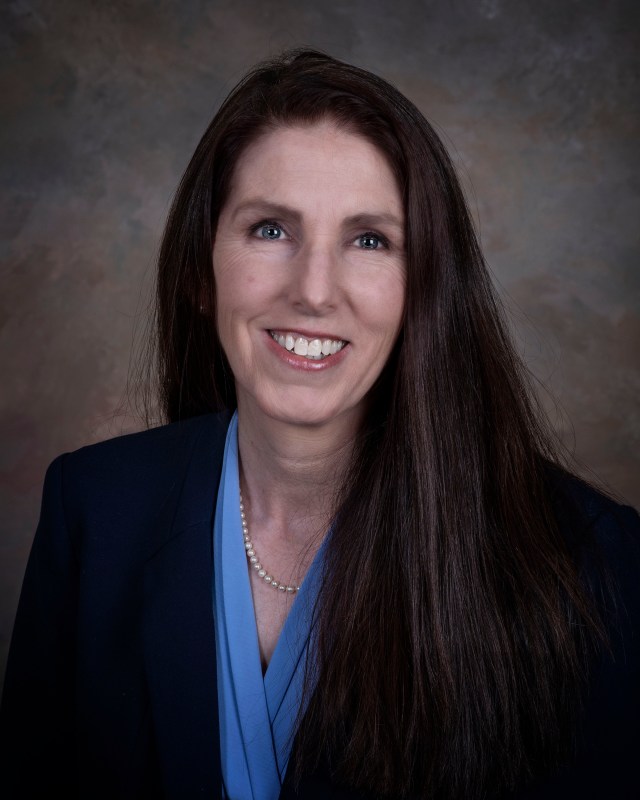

{"left": 1, "top": 0, "right": 638, "bottom": 682}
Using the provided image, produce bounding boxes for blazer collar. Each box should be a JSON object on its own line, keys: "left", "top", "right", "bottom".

{"left": 142, "top": 412, "right": 230, "bottom": 798}
{"left": 140, "top": 412, "right": 364, "bottom": 799}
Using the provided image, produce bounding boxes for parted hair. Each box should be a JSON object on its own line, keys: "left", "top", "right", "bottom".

{"left": 154, "top": 49, "right": 604, "bottom": 798}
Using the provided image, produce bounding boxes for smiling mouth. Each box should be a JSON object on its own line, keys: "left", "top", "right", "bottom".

{"left": 269, "top": 330, "right": 347, "bottom": 360}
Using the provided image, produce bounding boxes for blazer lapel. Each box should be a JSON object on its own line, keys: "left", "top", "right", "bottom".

{"left": 142, "top": 413, "right": 230, "bottom": 798}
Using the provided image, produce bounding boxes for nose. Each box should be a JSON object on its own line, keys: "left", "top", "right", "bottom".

{"left": 288, "top": 236, "right": 339, "bottom": 315}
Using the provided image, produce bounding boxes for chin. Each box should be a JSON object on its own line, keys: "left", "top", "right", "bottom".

{"left": 266, "top": 406, "right": 343, "bottom": 429}
{"left": 256, "top": 393, "right": 363, "bottom": 431}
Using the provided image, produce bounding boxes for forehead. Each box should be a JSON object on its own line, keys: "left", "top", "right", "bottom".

{"left": 224, "top": 122, "right": 402, "bottom": 214}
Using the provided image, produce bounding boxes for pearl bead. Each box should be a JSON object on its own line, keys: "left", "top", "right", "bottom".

{"left": 239, "top": 489, "right": 300, "bottom": 594}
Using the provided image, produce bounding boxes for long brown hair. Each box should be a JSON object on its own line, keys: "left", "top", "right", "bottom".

{"left": 154, "top": 49, "right": 604, "bottom": 798}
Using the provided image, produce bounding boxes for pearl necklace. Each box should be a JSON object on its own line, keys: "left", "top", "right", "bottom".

{"left": 239, "top": 490, "right": 300, "bottom": 594}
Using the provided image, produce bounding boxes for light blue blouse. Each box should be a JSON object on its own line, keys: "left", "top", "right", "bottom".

{"left": 212, "top": 412, "right": 325, "bottom": 799}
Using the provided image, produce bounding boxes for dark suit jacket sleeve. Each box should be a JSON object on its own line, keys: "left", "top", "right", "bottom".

{"left": 1, "top": 415, "right": 225, "bottom": 799}
{"left": 1, "top": 454, "right": 79, "bottom": 795}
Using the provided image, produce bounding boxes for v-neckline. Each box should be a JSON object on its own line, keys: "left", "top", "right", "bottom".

{"left": 212, "top": 412, "right": 326, "bottom": 798}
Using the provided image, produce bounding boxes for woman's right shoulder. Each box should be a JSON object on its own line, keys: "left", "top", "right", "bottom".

{"left": 44, "top": 411, "right": 232, "bottom": 524}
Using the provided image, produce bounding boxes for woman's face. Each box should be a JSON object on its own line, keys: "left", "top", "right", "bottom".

{"left": 212, "top": 122, "right": 406, "bottom": 430}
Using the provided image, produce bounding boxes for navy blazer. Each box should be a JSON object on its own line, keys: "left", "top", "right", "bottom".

{"left": 1, "top": 412, "right": 639, "bottom": 799}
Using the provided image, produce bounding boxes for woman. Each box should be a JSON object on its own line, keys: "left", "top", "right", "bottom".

{"left": 1, "top": 49, "right": 638, "bottom": 799}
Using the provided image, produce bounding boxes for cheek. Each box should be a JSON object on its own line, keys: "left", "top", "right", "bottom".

{"left": 361, "top": 271, "right": 406, "bottom": 340}
{"left": 213, "top": 262, "right": 278, "bottom": 364}
{"left": 213, "top": 244, "right": 244, "bottom": 298}
{"left": 214, "top": 243, "right": 279, "bottom": 306}
{"left": 212, "top": 253, "right": 239, "bottom": 352}
{"left": 213, "top": 252, "right": 251, "bottom": 324}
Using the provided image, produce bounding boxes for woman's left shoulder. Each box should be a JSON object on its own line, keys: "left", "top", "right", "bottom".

{"left": 546, "top": 464, "right": 640, "bottom": 560}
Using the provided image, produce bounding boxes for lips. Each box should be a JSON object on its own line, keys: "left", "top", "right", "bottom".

{"left": 269, "top": 330, "right": 347, "bottom": 360}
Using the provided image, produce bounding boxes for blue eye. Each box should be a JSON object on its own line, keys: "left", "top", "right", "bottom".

{"left": 260, "top": 224, "right": 283, "bottom": 240}
{"left": 358, "top": 233, "right": 381, "bottom": 249}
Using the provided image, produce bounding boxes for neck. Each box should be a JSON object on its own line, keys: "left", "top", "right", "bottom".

{"left": 236, "top": 399, "right": 360, "bottom": 548}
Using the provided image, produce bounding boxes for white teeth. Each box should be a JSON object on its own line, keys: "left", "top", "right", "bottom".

{"left": 294, "top": 338, "right": 308, "bottom": 356}
{"left": 270, "top": 331, "right": 345, "bottom": 360}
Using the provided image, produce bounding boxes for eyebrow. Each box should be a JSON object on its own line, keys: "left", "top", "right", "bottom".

{"left": 345, "top": 212, "right": 404, "bottom": 232}
{"left": 232, "top": 200, "right": 302, "bottom": 225}
{"left": 231, "top": 199, "right": 404, "bottom": 232}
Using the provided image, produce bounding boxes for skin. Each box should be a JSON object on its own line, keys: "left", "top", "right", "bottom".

{"left": 212, "top": 122, "right": 406, "bottom": 668}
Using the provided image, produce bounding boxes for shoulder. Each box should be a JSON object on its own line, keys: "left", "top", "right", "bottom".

{"left": 63, "top": 413, "right": 230, "bottom": 480}
{"left": 546, "top": 464, "right": 640, "bottom": 621}
{"left": 546, "top": 465, "right": 640, "bottom": 559}
{"left": 60, "top": 411, "right": 230, "bottom": 476}
{"left": 547, "top": 465, "right": 640, "bottom": 636}
{"left": 48, "top": 411, "right": 232, "bottom": 532}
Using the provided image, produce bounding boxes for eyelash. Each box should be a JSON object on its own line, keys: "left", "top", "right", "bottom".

{"left": 249, "top": 220, "right": 286, "bottom": 239}
{"left": 359, "top": 231, "right": 390, "bottom": 250}
{"left": 248, "top": 220, "right": 391, "bottom": 250}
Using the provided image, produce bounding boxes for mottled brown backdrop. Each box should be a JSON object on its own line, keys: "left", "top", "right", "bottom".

{"left": 1, "top": 0, "right": 639, "bottom": 680}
